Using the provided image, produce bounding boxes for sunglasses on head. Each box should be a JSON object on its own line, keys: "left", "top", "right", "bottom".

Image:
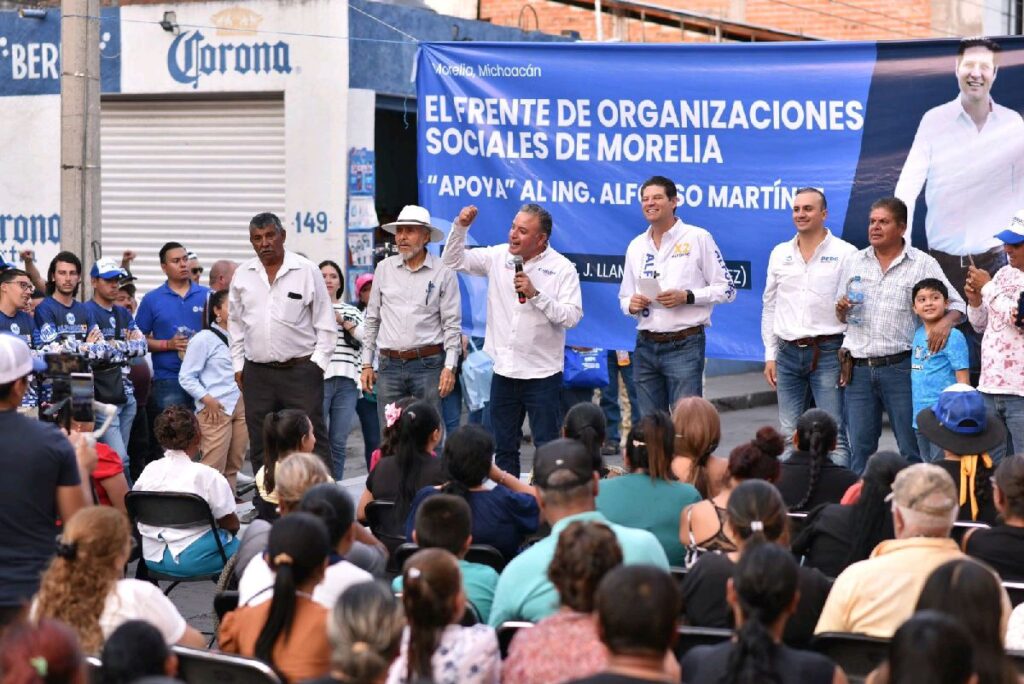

{"left": 191, "top": 267, "right": 204, "bottom": 275}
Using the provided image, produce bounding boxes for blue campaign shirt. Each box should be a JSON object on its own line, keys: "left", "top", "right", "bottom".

{"left": 911, "top": 325, "right": 969, "bottom": 428}
{"left": 0, "top": 310, "right": 39, "bottom": 407}
{"left": 135, "top": 281, "right": 210, "bottom": 380}
{"left": 33, "top": 297, "right": 97, "bottom": 346}
{"left": 85, "top": 300, "right": 143, "bottom": 396}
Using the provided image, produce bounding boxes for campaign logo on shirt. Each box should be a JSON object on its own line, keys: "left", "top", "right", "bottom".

{"left": 9, "top": 323, "right": 19, "bottom": 336}
{"left": 672, "top": 242, "right": 691, "bottom": 257}
{"left": 108, "top": 316, "right": 116, "bottom": 329}
{"left": 820, "top": 256, "right": 840, "bottom": 263}
{"left": 192, "top": 305, "right": 203, "bottom": 313}
{"left": 38, "top": 322, "right": 57, "bottom": 343}
{"left": 66, "top": 313, "right": 75, "bottom": 324}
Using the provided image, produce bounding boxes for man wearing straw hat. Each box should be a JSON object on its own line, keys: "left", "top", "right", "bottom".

{"left": 361, "top": 205, "right": 461, "bottom": 433}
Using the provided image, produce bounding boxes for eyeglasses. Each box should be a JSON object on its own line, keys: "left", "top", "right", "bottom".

{"left": 191, "top": 267, "right": 204, "bottom": 275}
{"left": 2, "top": 281, "right": 34, "bottom": 293}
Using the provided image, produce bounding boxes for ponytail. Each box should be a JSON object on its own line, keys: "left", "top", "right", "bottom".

{"left": 394, "top": 401, "right": 441, "bottom": 519}
{"left": 563, "top": 402, "right": 607, "bottom": 473}
{"left": 253, "top": 514, "right": 330, "bottom": 679}
{"left": 793, "top": 410, "right": 838, "bottom": 511}
{"left": 401, "top": 549, "right": 461, "bottom": 682}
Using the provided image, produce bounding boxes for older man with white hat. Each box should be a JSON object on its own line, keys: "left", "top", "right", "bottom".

{"left": 965, "top": 208, "right": 1024, "bottom": 463}
{"left": 360, "top": 205, "right": 461, "bottom": 433}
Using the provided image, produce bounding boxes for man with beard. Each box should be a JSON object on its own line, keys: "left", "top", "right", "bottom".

{"left": 230, "top": 212, "right": 336, "bottom": 472}
{"left": 34, "top": 251, "right": 100, "bottom": 347}
{"left": 361, "top": 205, "right": 461, "bottom": 435}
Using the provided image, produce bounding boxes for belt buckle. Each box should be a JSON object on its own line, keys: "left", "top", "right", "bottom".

{"left": 960, "top": 254, "right": 971, "bottom": 269}
{"left": 796, "top": 339, "right": 811, "bottom": 348}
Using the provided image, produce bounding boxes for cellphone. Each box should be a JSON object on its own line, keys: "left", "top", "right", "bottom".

{"left": 70, "top": 373, "right": 95, "bottom": 424}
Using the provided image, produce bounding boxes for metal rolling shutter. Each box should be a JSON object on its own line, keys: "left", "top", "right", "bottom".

{"left": 100, "top": 97, "right": 285, "bottom": 296}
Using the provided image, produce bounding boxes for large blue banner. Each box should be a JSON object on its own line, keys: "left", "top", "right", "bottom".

{"left": 416, "top": 38, "right": 1024, "bottom": 360}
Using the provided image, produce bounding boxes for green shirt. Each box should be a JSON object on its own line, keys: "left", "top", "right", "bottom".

{"left": 392, "top": 559, "right": 499, "bottom": 623}
{"left": 595, "top": 473, "right": 701, "bottom": 566}
{"left": 487, "top": 510, "right": 670, "bottom": 627}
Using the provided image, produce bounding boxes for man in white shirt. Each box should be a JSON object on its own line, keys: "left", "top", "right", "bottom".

{"left": 229, "top": 212, "right": 337, "bottom": 473}
{"left": 618, "top": 176, "right": 735, "bottom": 416}
{"left": 895, "top": 37, "right": 1023, "bottom": 300}
{"left": 762, "top": 188, "right": 857, "bottom": 464}
{"left": 443, "top": 203, "right": 582, "bottom": 475}
{"left": 360, "top": 205, "right": 462, "bottom": 434}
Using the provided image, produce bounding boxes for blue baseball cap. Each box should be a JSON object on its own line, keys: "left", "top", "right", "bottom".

{"left": 917, "top": 384, "right": 1006, "bottom": 455}
{"left": 994, "top": 209, "right": 1024, "bottom": 246}
{"left": 90, "top": 257, "right": 125, "bottom": 280}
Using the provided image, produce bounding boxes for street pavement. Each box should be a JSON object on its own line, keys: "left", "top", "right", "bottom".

{"left": 146, "top": 372, "right": 897, "bottom": 640}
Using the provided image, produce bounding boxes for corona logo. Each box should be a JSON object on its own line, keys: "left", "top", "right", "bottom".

{"left": 210, "top": 7, "right": 263, "bottom": 36}
{"left": 167, "top": 29, "right": 292, "bottom": 88}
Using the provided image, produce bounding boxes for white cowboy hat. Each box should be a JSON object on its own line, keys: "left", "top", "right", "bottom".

{"left": 381, "top": 205, "right": 445, "bottom": 243}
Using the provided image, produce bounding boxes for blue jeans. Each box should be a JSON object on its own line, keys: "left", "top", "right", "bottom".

{"left": 442, "top": 381, "right": 463, "bottom": 436}
{"left": 490, "top": 372, "right": 563, "bottom": 475}
{"left": 98, "top": 394, "right": 137, "bottom": 485}
{"left": 983, "top": 393, "right": 1024, "bottom": 464}
{"left": 634, "top": 331, "right": 705, "bottom": 417}
{"left": 323, "top": 376, "right": 360, "bottom": 479}
{"left": 151, "top": 378, "right": 192, "bottom": 414}
{"left": 915, "top": 429, "right": 945, "bottom": 464}
{"left": 602, "top": 351, "right": 639, "bottom": 442}
{"left": 775, "top": 339, "right": 850, "bottom": 467}
{"left": 374, "top": 353, "right": 443, "bottom": 438}
{"left": 843, "top": 357, "right": 919, "bottom": 475}
{"left": 356, "top": 395, "right": 380, "bottom": 469}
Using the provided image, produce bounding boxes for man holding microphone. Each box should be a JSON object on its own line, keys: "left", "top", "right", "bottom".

{"left": 443, "top": 203, "right": 582, "bottom": 476}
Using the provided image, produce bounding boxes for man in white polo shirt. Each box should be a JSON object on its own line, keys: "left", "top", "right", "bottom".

{"left": 619, "top": 175, "right": 735, "bottom": 416}
{"left": 443, "top": 203, "right": 582, "bottom": 476}
{"left": 762, "top": 188, "right": 857, "bottom": 464}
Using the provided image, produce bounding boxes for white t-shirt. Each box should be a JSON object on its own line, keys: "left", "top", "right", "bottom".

{"left": 238, "top": 554, "right": 372, "bottom": 609}
{"left": 100, "top": 579, "right": 188, "bottom": 645}
{"left": 133, "top": 450, "right": 236, "bottom": 562}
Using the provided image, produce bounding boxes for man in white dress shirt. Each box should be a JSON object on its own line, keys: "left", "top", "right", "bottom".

{"left": 443, "top": 203, "right": 582, "bottom": 476}
{"left": 895, "top": 37, "right": 1024, "bottom": 299}
{"left": 229, "top": 212, "right": 337, "bottom": 473}
{"left": 619, "top": 176, "right": 735, "bottom": 416}
{"left": 762, "top": 188, "right": 857, "bottom": 464}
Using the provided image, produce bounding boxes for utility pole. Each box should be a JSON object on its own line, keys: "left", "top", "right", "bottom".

{"left": 60, "top": 0, "right": 101, "bottom": 298}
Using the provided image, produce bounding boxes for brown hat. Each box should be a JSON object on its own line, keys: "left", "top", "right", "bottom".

{"left": 886, "top": 463, "right": 958, "bottom": 517}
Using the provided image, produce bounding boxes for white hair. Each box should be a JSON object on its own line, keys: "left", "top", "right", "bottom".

{"left": 892, "top": 501, "right": 958, "bottom": 538}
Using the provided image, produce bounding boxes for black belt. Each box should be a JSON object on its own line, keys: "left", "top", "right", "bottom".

{"left": 249, "top": 355, "right": 311, "bottom": 369}
{"left": 639, "top": 326, "right": 704, "bottom": 343}
{"left": 852, "top": 350, "right": 911, "bottom": 367}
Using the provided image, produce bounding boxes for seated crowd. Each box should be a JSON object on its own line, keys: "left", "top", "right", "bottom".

{"left": 3, "top": 379, "right": 1024, "bottom": 684}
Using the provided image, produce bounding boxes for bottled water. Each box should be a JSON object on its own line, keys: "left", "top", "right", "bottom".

{"left": 846, "top": 276, "right": 865, "bottom": 326}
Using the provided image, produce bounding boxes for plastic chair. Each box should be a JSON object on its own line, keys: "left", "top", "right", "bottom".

{"left": 125, "top": 491, "right": 231, "bottom": 596}
{"left": 787, "top": 511, "right": 809, "bottom": 536}
{"left": 951, "top": 520, "right": 991, "bottom": 545}
{"left": 393, "top": 542, "right": 507, "bottom": 573}
{"left": 496, "top": 621, "right": 534, "bottom": 658}
{"left": 172, "top": 645, "right": 282, "bottom": 684}
{"left": 812, "top": 632, "right": 890, "bottom": 681}
{"left": 672, "top": 626, "right": 732, "bottom": 659}
{"left": 1004, "top": 582, "right": 1024, "bottom": 607}
{"left": 364, "top": 500, "right": 407, "bottom": 548}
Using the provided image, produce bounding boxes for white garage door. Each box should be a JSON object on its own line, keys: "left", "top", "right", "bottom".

{"left": 100, "top": 97, "right": 285, "bottom": 295}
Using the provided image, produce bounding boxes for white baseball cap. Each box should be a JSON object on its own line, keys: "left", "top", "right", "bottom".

{"left": 0, "top": 333, "right": 45, "bottom": 384}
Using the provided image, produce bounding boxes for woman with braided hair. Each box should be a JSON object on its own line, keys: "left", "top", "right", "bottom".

{"left": 32, "top": 507, "right": 203, "bottom": 652}
{"left": 219, "top": 512, "right": 333, "bottom": 682}
{"left": 776, "top": 409, "right": 858, "bottom": 512}
{"left": 681, "top": 480, "right": 832, "bottom": 648}
{"left": 386, "top": 548, "right": 499, "bottom": 684}
{"left": 680, "top": 542, "right": 847, "bottom": 684}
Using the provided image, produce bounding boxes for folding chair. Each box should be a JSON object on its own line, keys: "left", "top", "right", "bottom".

{"left": 787, "top": 511, "right": 809, "bottom": 536}
{"left": 125, "top": 491, "right": 231, "bottom": 596}
{"left": 1004, "top": 581, "right": 1024, "bottom": 607}
{"left": 672, "top": 626, "right": 731, "bottom": 659}
{"left": 496, "top": 621, "right": 534, "bottom": 658}
{"left": 812, "top": 632, "right": 890, "bottom": 683}
{"left": 951, "top": 520, "right": 990, "bottom": 545}
{"left": 172, "top": 645, "right": 281, "bottom": 684}
{"left": 364, "top": 500, "right": 406, "bottom": 549}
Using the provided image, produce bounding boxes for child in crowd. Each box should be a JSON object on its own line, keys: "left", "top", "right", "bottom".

{"left": 393, "top": 494, "right": 498, "bottom": 623}
{"left": 910, "top": 278, "right": 969, "bottom": 463}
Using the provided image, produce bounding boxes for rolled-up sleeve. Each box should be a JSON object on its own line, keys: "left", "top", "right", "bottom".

{"left": 530, "top": 263, "right": 582, "bottom": 330}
